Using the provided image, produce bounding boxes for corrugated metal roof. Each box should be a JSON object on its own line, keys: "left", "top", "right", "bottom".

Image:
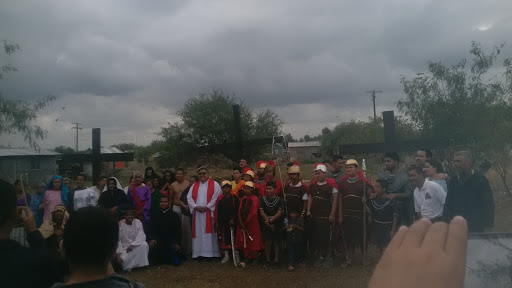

{"left": 0, "top": 148, "right": 59, "bottom": 157}
{"left": 288, "top": 141, "right": 321, "bottom": 148}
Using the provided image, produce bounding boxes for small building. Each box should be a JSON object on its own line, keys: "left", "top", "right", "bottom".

{"left": 0, "top": 148, "right": 59, "bottom": 184}
{"left": 288, "top": 141, "right": 322, "bottom": 162}
{"left": 82, "top": 147, "right": 128, "bottom": 177}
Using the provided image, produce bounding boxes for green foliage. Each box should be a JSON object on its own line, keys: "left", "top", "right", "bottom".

{"left": 0, "top": 40, "right": 55, "bottom": 149}
{"left": 398, "top": 41, "right": 512, "bottom": 194}
{"left": 158, "top": 89, "right": 283, "bottom": 166}
{"left": 320, "top": 117, "right": 420, "bottom": 156}
{"left": 53, "top": 146, "right": 75, "bottom": 154}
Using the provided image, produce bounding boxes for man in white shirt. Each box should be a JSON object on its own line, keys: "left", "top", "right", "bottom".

{"left": 409, "top": 167, "right": 446, "bottom": 221}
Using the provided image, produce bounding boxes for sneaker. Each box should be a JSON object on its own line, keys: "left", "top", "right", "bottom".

{"left": 322, "top": 258, "right": 334, "bottom": 269}
{"left": 221, "top": 254, "right": 230, "bottom": 264}
{"left": 263, "top": 261, "right": 271, "bottom": 268}
{"left": 313, "top": 257, "right": 325, "bottom": 267}
{"left": 288, "top": 265, "right": 295, "bottom": 272}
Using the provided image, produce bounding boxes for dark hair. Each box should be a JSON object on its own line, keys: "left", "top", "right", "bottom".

{"left": 145, "top": 179, "right": 153, "bottom": 184}
{"left": 107, "top": 178, "right": 117, "bottom": 185}
{"left": 266, "top": 181, "right": 277, "bottom": 189}
{"left": 384, "top": 152, "right": 399, "bottom": 162}
{"left": 160, "top": 195, "right": 170, "bottom": 202}
{"left": 63, "top": 207, "right": 118, "bottom": 267}
{"left": 232, "top": 167, "right": 242, "bottom": 173}
{"left": 376, "top": 179, "right": 389, "bottom": 191}
{"left": 13, "top": 179, "right": 23, "bottom": 187}
{"left": 175, "top": 168, "right": 185, "bottom": 173}
{"left": 418, "top": 148, "right": 433, "bottom": 159}
{"left": 129, "top": 175, "right": 134, "bottom": 181}
{"left": 286, "top": 162, "right": 294, "bottom": 167}
{"left": 0, "top": 180, "right": 17, "bottom": 227}
{"left": 76, "top": 174, "right": 87, "bottom": 180}
{"left": 190, "top": 175, "right": 199, "bottom": 182}
{"left": 332, "top": 155, "right": 344, "bottom": 162}
{"left": 97, "top": 176, "right": 108, "bottom": 184}
{"left": 409, "top": 166, "right": 425, "bottom": 176}
{"left": 426, "top": 159, "right": 444, "bottom": 173}
{"left": 322, "top": 159, "right": 332, "bottom": 165}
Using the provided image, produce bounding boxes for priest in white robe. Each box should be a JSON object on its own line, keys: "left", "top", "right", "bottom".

{"left": 116, "top": 210, "right": 149, "bottom": 271}
{"left": 187, "top": 166, "right": 222, "bottom": 258}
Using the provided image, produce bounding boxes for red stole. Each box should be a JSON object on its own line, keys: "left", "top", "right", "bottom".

{"left": 191, "top": 178, "right": 215, "bottom": 238}
{"left": 131, "top": 185, "right": 146, "bottom": 220}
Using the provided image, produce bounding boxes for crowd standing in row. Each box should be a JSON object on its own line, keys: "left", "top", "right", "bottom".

{"left": 1, "top": 149, "right": 494, "bottom": 287}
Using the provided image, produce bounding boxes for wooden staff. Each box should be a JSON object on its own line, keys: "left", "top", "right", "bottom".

{"left": 19, "top": 174, "right": 29, "bottom": 207}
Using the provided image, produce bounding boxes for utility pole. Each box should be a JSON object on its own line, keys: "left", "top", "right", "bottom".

{"left": 72, "top": 123, "right": 82, "bottom": 152}
{"left": 366, "top": 90, "right": 382, "bottom": 122}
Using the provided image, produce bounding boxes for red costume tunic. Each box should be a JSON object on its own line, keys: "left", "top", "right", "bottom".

{"left": 236, "top": 195, "right": 263, "bottom": 258}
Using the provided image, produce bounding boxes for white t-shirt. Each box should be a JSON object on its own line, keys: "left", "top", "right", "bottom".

{"left": 414, "top": 181, "right": 446, "bottom": 220}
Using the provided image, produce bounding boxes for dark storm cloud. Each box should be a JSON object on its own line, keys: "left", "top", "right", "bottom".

{"left": 1, "top": 0, "right": 512, "bottom": 147}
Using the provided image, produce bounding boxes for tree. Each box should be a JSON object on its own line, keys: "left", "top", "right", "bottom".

{"left": 0, "top": 40, "right": 55, "bottom": 149}
{"left": 284, "top": 133, "right": 296, "bottom": 143}
{"left": 320, "top": 117, "right": 420, "bottom": 156}
{"left": 53, "top": 146, "right": 75, "bottom": 154}
{"left": 159, "top": 89, "right": 283, "bottom": 166}
{"left": 398, "top": 42, "right": 512, "bottom": 195}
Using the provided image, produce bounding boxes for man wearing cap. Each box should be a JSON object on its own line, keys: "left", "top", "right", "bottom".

{"left": 284, "top": 165, "right": 309, "bottom": 217}
{"left": 187, "top": 166, "right": 222, "bottom": 259}
{"left": 307, "top": 163, "right": 339, "bottom": 269}
{"left": 338, "top": 159, "right": 373, "bottom": 268}
{"left": 216, "top": 180, "right": 240, "bottom": 264}
{"left": 231, "top": 167, "right": 245, "bottom": 197}
{"left": 242, "top": 169, "right": 259, "bottom": 196}
{"left": 377, "top": 152, "right": 414, "bottom": 227}
{"left": 236, "top": 181, "right": 263, "bottom": 263}
{"left": 255, "top": 161, "right": 267, "bottom": 183}
{"left": 115, "top": 208, "right": 149, "bottom": 271}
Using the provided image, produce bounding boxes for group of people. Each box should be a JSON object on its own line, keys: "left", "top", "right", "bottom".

{"left": 11, "top": 167, "right": 197, "bottom": 274}
{"left": 2, "top": 148, "right": 495, "bottom": 287}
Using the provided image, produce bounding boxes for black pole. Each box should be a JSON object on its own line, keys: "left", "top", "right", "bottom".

{"left": 232, "top": 105, "right": 242, "bottom": 161}
{"left": 92, "top": 128, "right": 101, "bottom": 185}
{"left": 372, "top": 90, "right": 377, "bottom": 123}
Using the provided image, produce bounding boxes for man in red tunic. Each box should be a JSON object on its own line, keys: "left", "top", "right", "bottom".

{"left": 236, "top": 181, "right": 263, "bottom": 265}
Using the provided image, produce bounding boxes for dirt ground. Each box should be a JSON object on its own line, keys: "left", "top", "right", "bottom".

{"left": 126, "top": 253, "right": 375, "bottom": 288}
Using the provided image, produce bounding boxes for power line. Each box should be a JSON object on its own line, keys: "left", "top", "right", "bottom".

{"left": 72, "top": 123, "right": 82, "bottom": 151}
{"left": 366, "top": 90, "right": 382, "bottom": 122}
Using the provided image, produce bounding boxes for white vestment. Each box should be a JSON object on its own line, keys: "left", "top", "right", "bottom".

{"left": 117, "top": 219, "right": 149, "bottom": 271}
{"left": 73, "top": 188, "right": 98, "bottom": 210}
{"left": 187, "top": 180, "right": 222, "bottom": 258}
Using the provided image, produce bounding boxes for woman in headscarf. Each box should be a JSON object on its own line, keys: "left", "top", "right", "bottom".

{"left": 144, "top": 167, "right": 159, "bottom": 183}
{"left": 98, "top": 177, "right": 129, "bottom": 220}
{"left": 37, "top": 176, "right": 70, "bottom": 222}
{"left": 39, "top": 205, "right": 69, "bottom": 256}
{"left": 30, "top": 182, "right": 46, "bottom": 227}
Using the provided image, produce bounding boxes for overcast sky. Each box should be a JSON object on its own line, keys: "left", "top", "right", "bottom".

{"left": 1, "top": 0, "right": 511, "bottom": 150}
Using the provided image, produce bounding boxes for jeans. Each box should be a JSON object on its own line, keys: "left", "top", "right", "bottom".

{"left": 287, "top": 242, "right": 301, "bottom": 266}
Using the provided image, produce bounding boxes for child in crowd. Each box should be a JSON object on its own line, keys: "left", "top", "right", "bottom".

{"left": 283, "top": 208, "right": 304, "bottom": 272}
{"left": 370, "top": 179, "right": 398, "bottom": 258}
{"left": 236, "top": 181, "right": 263, "bottom": 266}
{"left": 259, "top": 181, "right": 284, "bottom": 267}
{"left": 216, "top": 180, "right": 240, "bottom": 264}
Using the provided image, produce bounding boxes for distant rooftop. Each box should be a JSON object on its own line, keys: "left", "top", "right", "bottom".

{"left": 84, "top": 147, "right": 125, "bottom": 154}
{"left": 288, "top": 141, "right": 321, "bottom": 148}
{"left": 0, "top": 148, "right": 59, "bottom": 157}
